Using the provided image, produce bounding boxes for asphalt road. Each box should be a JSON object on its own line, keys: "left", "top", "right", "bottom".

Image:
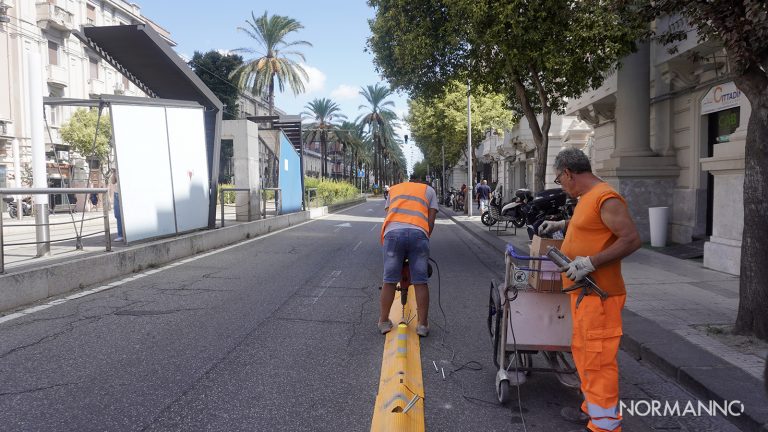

{"left": 0, "top": 200, "right": 743, "bottom": 431}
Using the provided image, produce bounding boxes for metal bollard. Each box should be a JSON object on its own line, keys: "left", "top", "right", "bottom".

{"left": 220, "top": 190, "right": 225, "bottom": 227}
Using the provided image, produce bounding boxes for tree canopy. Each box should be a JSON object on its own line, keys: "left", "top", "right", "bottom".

{"left": 407, "top": 81, "right": 516, "bottom": 170}
{"left": 368, "top": 0, "right": 646, "bottom": 191}
{"left": 233, "top": 11, "right": 312, "bottom": 115}
{"left": 189, "top": 50, "right": 244, "bottom": 120}
{"left": 59, "top": 107, "right": 112, "bottom": 177}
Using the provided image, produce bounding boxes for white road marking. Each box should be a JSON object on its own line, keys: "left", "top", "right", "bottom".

{"left": 370, "top": 223, "right": 379, "bottom": 232}
{"left": 312, "top": 270, "right": 342, "bottom": 304}
{"left": 352, "top": 241, "right": 363, "bottom": 251}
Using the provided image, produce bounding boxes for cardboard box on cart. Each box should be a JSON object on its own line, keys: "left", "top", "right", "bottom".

{"left": 528, "top": 235, "right": 563, "bottom": 291}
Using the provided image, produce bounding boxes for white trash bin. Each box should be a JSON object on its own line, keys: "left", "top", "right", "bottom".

{"left": 648, "top": 206, "right": 669, "bottom": 247}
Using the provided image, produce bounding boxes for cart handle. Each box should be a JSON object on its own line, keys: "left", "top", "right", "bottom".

{"left": 506, "top": 244, "right": 552, "bottom": 261}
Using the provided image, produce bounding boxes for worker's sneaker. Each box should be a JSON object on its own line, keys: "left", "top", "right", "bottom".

{"left": 560, "top": 407, "right": 590, "bottom": 424}
{"left": 416, "top": 324, "right": 429, "bottom": 337}
{"left": 378, "top": 320, "right": 393, "bottom": 334}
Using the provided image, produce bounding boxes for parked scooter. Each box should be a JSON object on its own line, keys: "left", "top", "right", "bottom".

{"left": 3, "top": 196, "right": 33, "bottom": 218}
{"left": 482, "top": 186, "right": 533, "bottom": 227}
{"left": 445, "top": 188, "right": 456, "bottom": 208}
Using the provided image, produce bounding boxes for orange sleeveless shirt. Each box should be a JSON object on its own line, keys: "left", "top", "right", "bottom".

{"left": 561, "top": 182, "right": 627, "bottom": 296}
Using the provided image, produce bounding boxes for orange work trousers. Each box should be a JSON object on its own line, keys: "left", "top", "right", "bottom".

{"left": 570, "top": 293, "right": 626, "bottom": 432}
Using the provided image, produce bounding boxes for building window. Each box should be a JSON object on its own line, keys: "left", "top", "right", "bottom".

{"left": 86, "top": 3, "right": 96, "bottom": 24}
{"left": 708, "top": 107, "right": 740, "bottom": 148}
{"left": 47, "top": 86, "right": 64, "bottom": 125}
{"left": 89, "top": 58, "right": 99, "bottom": 80}
{"left": 122, "top": 75, "right": 129, "bottom": 90}
{"left": 48, "top": 41, "right": 59, "bottom": 66}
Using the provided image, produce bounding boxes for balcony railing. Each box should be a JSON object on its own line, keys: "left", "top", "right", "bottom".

{"left": 88, "top": 79, "right": 105, "bottom": 96}
{"left": 36, "top": 2, "right": 75, "bottom": 32}
{"left": 47, "top": 64, "right": 68, "bottom": 87}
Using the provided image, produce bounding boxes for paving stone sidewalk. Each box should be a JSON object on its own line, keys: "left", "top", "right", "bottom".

{"left": 440, "top": 205, "right": 768, "bottom": 431}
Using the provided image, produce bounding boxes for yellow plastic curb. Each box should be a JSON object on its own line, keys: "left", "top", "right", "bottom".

{"left": 370, "top": 286, "right": 426, "bottom": 432}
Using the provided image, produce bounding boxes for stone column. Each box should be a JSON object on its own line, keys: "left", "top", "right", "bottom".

{"left": 614, "top": 42, "right": 654, "bottom": 158}
{"left": 597, "top": 42, "right": 679, "bottom": 242}
{"left": 222, "top": 119, "right": 261, "bottom": 222}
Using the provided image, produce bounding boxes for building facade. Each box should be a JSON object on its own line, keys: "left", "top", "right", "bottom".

{"left": 475, "top": 115, "right": 592, "bottom": 201}
{"left": 0, "top": 0, "right": 173, "bottom": 208}
{"left": 566, "top": 15, "right": 747, "bottom": 275}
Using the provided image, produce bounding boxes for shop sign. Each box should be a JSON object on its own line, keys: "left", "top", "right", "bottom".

{"left": 701, "top": 82, "right": 742, "bottom": 115}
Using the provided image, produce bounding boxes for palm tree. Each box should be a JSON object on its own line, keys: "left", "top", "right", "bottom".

{"left": 302, "top": 98, "right": 346, "bottom": 178}
{"left": 357, "top": 83, "right": 398, "bottom": 187}
{"left": 337, "top": 121, "right": 368, "bottom": 181}
{"left": 233, "top": 11, "right": 312, "bottom": 115}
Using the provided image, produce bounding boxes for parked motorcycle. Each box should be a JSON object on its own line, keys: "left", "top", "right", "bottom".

{"left": 482, "top": 186, "right": 533, "bottom": 227}
{"left": 521, "top": 188, "right": 569, "bottom": 239}
{"left": 445, "top": 188, "right": 456, "bottom": 208}
{"left": 3, "top": 196, "right": 33, "bottom": 218}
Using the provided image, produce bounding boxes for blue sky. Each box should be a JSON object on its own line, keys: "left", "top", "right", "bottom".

{"left": 139, "top": 0, "right": 422, "bottom": 171}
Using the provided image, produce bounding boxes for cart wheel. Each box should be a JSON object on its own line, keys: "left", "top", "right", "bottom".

{"left": 497, "top": 379, "right": 511, "bottom": 404}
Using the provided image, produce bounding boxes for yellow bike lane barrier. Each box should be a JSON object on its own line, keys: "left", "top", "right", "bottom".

{"left": 370, "top": 285, "right": 426, "bottom": 432}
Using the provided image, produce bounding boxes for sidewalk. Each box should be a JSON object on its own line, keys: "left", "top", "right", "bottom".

{"left": 0, "top": 203, "right": 276, "bottom": 274}
{"left": 439, "top": 205, "right": 768, "bottom": 431}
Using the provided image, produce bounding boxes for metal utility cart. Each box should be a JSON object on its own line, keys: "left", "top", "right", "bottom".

{"left": 487, "top": 244, "right": 580, "bottom": 404}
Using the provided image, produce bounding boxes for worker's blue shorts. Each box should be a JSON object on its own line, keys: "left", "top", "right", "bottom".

{"left": 382, "top": 228, "right": 430, "bottom": 285}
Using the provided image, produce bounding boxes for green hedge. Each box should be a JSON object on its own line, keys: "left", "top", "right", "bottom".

{"left": 305, "top": 177, "right": 359, "bottom": 206}
{"left": 217, "top": 184, "right": 236, "bottom": 204}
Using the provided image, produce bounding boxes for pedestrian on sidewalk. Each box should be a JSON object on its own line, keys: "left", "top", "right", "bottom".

{"left": 539, "top": 148, "right": 641, "bottom": 432}
{"left": 110, "top": 169, "right": 124, "bottom": 242}
{"left": 477, "top": 179, "right": 491, "bottom": 213}
{"left": 475, "top": 180, "right": 482, "bottom": 210}
{"left": 378, "top": 172, "right": 438, "bottom": 337}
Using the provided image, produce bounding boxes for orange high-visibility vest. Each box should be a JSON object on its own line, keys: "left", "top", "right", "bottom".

{"left": 561, "top": 182, "right": 627, "bottom": 296}
{"left": 380, "top": 182, "right": 431, "bottom": 244}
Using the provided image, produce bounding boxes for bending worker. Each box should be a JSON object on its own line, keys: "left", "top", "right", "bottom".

{"left": 378, "top": 173, "right": 438, "bottom": 337}
{"left": 539, "top": 148, "right": 641, "bottom": 432}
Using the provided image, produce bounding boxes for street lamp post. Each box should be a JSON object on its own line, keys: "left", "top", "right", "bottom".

{"left": 467, "top": 80, "right": 473, "bottom": 217}
{"left": 441, "top": 143, "right": 445, "bottom": 205}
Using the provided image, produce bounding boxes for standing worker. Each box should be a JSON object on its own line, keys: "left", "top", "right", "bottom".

{"left": 378, "top": 173, "right": 438, "bottom": 337}
{"left": 539, "top": 148, "right": 641, "bottom": 432}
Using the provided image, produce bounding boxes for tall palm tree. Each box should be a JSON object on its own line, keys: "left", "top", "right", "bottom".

{"left": 357, "top": 83, "right": 398, "bottom": 186}
{"left": 302, "top": 98, "right": 346, "bottom": 178}
{"left": 337, "top": 121, "right": 368, "bottom": 181}
{"left": 233, "top": 11, "right": 312, "bottom": 115}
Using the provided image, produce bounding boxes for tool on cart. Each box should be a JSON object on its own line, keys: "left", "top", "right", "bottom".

{"left": 545, "top": 246, "right": 607, "bottom": 307}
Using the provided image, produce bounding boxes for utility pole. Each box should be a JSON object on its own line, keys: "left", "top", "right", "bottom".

{"left": 466, "top": 80, "right": 473, "bottom": 217}
{"left": 27, "top": 51, "right": 50, "bottom": 255}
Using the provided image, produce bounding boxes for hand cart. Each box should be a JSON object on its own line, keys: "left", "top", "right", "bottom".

{"left": 487, "top": 244, "right": 580, "bottom": 404}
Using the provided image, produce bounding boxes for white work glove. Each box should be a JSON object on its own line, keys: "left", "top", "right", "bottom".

{"left": 539, "top": 219, "right": 567, "bottom": 236}
{"left": 561, "top": 256, "right": 595, "bottom": 282}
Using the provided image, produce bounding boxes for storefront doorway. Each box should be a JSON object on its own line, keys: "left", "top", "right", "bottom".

{"left": 705, "top": 106, "right": 740, "bottom": 236}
